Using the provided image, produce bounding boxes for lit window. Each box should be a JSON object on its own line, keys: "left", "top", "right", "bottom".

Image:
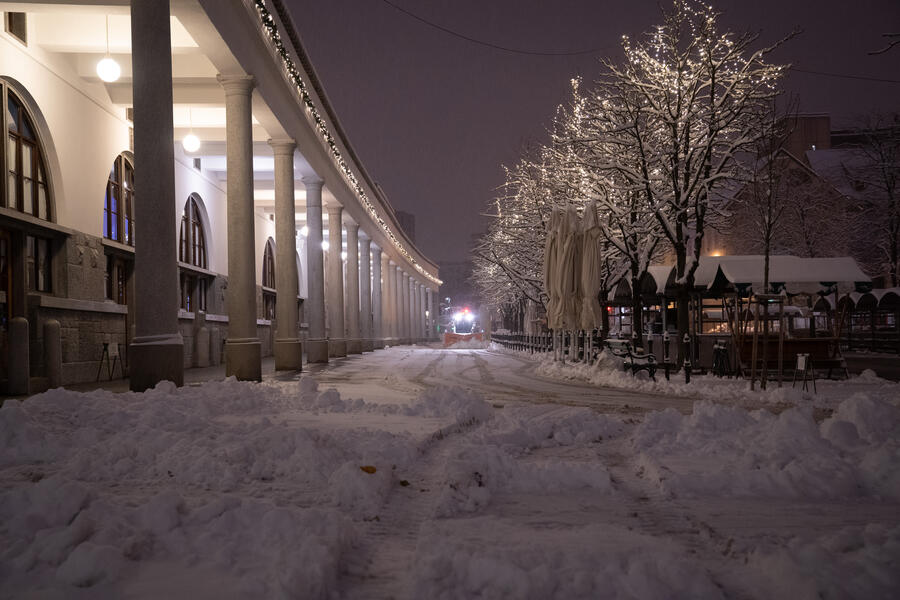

{"left": 262, "top": 238, "right": 275, "bottom": 320}
{"left": 103, "top": 154, "right": 134, "bottom": 245}
{"left": 25, "top": 235, "right": 50, "bottom": 292}
{"left": 6, "top": 89, "right": 50, "bottom": 220}
{"left": 178, "top": 195, "right": 207, "bottom": 268}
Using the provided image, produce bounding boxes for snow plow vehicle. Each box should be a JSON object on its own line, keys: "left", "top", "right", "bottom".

{"left": 442, "top": 307, "right": 484, "bottom": 346}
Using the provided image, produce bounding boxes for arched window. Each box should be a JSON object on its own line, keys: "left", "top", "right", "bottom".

{"left": 178, "top": 194, "right": 209, "bottom": 313}
{"left": 179, "top": 195, "right": 207, "bottom": 268}
{"left": 262, "top": 238, "right": 275, "bottom": 320}
{"left": 103, "top": 154, "right": 134, "bottom": 245}
{"left": 5, "top": 89, "right": 50, "bottom": 220}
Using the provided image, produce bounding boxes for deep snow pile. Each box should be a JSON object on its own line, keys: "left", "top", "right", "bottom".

{"left": 632, "top": 395, "right": 900, "bottom": 501}
{"left": 2, "top": 365, "right": 899, "bottom": 599}
{"left": 524, "top": 346, "right": 900, "bottom": 410}
{"left": 0, "top": 378, "right": 492, "bottom": 599}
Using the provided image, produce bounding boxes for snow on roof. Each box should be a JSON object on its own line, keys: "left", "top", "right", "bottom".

{"left": 804, "top": 148, "right": 868, "bottom": 201}
{"left": 658, "top": 255, "right": 870, "bottom": 295}
{"left": 646, "top": 266, "right": 673, "bottom": 295}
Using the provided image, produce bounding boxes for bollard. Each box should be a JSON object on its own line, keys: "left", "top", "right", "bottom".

{"left": 8, "top": 317, "right": 29, "bottom": 395}
{"left": 209, "top": 328, "right": 221, "bottom": 366}
{"left": 44, "top": 319, "right": 62, "bottom": 388}
{"left": 683, "top": 333, "right": 692, "bottom": 384}
{"left": 195, "top": 326, "right": 210, "bottom": 367}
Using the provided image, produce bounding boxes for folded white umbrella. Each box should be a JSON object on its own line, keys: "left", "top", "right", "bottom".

{"left": 543, "top": 207, "right": 563, "bottom": 330}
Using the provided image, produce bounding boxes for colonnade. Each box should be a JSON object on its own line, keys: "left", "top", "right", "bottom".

{"left": 127, "top": 1, "right": 437, "bottom": 390}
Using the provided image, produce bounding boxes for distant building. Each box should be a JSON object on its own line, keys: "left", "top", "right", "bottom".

{"left": 396, "top": 211, "right": 416, "bottom": 244}
{"left": 436, "top": 259, "right": 476, "bottom": 306}
{"left": 706, "top": 114, "right": 893, "bottom": 286}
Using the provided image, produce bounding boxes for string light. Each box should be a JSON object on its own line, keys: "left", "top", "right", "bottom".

{"left": 253, "top": 0, "right": 441, "bottom": 285}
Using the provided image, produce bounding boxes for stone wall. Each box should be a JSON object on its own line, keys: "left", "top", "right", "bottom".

{"left": 27, "top": 299, "right": 128, "bottom": 385}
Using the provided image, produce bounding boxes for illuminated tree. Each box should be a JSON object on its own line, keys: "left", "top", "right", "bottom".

{"left": 586, "top": 0, "right": 790, "bottom": 341}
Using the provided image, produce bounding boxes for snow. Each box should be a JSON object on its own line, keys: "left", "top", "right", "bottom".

{"left": 2, "top": 346, "right": 899, "bottom": 599}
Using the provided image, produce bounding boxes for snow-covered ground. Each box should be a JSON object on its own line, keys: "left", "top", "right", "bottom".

{"left": 1, "top": 346, "right": 898, "bottom": 599}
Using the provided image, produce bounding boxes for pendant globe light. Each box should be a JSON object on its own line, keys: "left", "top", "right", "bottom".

{"left": 96, "top": 15, "right": 121, "bottom": 83}
{"left": 182, "top": 107, "right": 201, "bottom": 152}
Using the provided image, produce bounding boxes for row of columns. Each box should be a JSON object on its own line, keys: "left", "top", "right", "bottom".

{"left": 127, "top": 0, "right": 435, "bottom": 390}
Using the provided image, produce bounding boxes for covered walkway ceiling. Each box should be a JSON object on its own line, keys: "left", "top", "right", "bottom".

{"left": 13, "top": 1, "right": 352, "bottom": 232}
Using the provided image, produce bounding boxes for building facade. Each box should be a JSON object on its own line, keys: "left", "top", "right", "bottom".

{"left": 0, "top": 0, "right": 440, "bottom": 394}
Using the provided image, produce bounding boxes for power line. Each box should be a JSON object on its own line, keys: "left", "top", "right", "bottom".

{"left": 791, "top": 67, "right": 900, "bottom": 84}
{"left": 378, "top": 0, "right": 900, "bottom": 83}
{"left": 378, "top": 0, "right": 609, "bottom": 57}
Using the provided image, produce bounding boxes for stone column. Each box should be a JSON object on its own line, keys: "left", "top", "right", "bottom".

{"left": 383, "top": 256, "right": 394, "bottom": 344}
{"left": 372, "top": 245, "right": 384, "bottom": 349}
{"left": 216, "top": 74, "right": 260, "bottom": 381}
{"left": 414, "top": 280, "right": 421, "bottom": 342}
{"left": 359, "top": 235, "right": 373, "bottom": 352}
{"left": 303, "top": 177, "right": 328, "bottom": 363}
{"left": 129, "top": 0, "right": 184, "bottom": 391}
{"left": 397, "top": 267, "right": 406, "bottom": 343}
{"left": 386, "top": 261, "right": 396, "bottom": 342}
{"left": 426, "top": 287, "right": 434, "bottom": 339}
{"left": 327, "top": 205, "right": 347, "bottom": 357}
{"left": 345, "top": 221, "right": 361, "bottom": 354}
{"left": 269, "top": 139, "right": 302, "bottom": 370}
{"left": 418, "top": 283, "right": 425, "bottom": 341}
{"left": 412, "top": 280, "right": 419, "bottom": 342}
{"left": 401, "top": 271, "right": 410, "bottom": 344}
{"left": 391, "top": 266, "right": 400, "bottom": 343}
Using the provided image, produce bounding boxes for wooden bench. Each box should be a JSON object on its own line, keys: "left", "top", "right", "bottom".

{"left": 604, "top": 339, "right": 657, "bottom": 380}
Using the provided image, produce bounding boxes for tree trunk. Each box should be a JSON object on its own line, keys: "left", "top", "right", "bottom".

{"left": 632, "top": 279, "right": 644, "bottom": 350}
{"left": 600, "top": 288, "right": 610, "bottom": 341}
{"left": 676, "top": 285, "right": 690, "bottom": 366}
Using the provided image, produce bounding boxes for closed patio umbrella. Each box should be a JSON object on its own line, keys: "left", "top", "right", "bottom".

{"left": 543, "top": 207, "right": 563, "bottom": 331}
{"left": 556, "top": 204, "right": 583, "bottom": 359}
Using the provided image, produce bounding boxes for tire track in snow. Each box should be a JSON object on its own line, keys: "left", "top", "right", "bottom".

{"left": 338, "top": 419, "right": 481, "bottom": 600}
{"left": 596, "top": 438, "right": 752, "bottom": 599}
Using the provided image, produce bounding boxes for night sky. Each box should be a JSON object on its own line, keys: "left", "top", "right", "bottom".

{"left": 287, "top": 0, "right": 900, "bottom": 263}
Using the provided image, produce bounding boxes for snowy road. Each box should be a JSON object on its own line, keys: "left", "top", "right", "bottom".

{"left": 2, "top": 345, "right": 898, "bottom": 599}
{"left": 312, "top": 345, "right": 696, "bottom": 414}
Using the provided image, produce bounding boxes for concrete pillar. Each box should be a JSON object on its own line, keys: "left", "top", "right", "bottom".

{"left": 344, "top": 221, "right": 361, "bottom": 354}
{"left": 210, "top": 327, "right": 222, "bottom": 366}
{"left": 386, "top": 260, "right": 396, "bottom": 342}
{"left": 395, "top": 266, "right": 404, "bottom": 343}
{"left": 426, "top": 288, "right": 434, "bottom": 339}
{"left": 129, "top": 0, "right": 184, "bottom": 391}
{"left": 372, "top": 246, "right": 384, "bottom": 349}
{"left": 327, "top": 205, "right": 346, "bottom": 357}
{"left": 44, "top": 319, "right": 61, "bottom": 388}
{"left": 217, "top": 73, "right": 260, "bottom": 381}
{"left": 401, "top": 271, "right": 410, "bottom": 344}
{"left": 359, "top": 235, "right": 373, "bottom": 352}
{"left": 193, "top": 310, "right": 209, "bottom": 367}
{"left": 414, "top": 280, "right": 421, "bottom": 342}
{"left": 8, "top": 317, "right": 28, "bottom": 394}
{"left": 389, "top": 266, "right": 398, "bottom": 343}
{"left": 420, "top": 284, "right": 426, "bottom": 340}
{"left": 303, "top": 177, "right": 328, "bottom": 363}
{"left": 411, "top": 280, "right": 418, "bottom": 342}
{"left": 269, "top": 139, "right": 302, "bottom": 370}
{"left": 417, "top": 283, "right": 424, "bottom": 341}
